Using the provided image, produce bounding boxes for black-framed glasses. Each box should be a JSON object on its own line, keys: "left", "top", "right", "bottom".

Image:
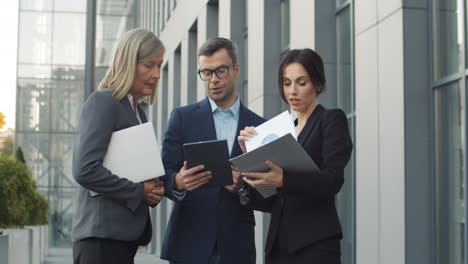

{"left": 197, "top": 64, "right": 235, "bottom": 81}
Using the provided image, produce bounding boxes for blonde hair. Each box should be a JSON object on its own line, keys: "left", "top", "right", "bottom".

{"left": 98, "top": 28, "right": 165, "bottom": 105}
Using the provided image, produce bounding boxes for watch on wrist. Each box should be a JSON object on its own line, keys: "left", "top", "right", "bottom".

{"left": 238, "top": 184, "right": 250, "bottom": 205}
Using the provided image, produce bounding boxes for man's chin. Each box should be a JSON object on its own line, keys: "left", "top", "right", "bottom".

{"left": 209, "top": 93, "right": 225, "bottom": 102}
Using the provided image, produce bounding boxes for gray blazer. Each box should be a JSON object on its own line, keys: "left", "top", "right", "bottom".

{"left": 72, "top": 90, "right": 151, "bottom": 244}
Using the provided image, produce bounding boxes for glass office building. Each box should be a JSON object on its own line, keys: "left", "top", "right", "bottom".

{"left": 15, "top": 0, "right": 136, "bottom": 248}
{"left": 15, "top": 1, "right": 468, "bottom": 263}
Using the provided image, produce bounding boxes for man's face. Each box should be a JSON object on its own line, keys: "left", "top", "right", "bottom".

{"left": 198, "top": 48, "right": 239, "bottom": 108}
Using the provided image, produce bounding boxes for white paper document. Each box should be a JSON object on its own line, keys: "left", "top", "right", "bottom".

{"left": 245, "top": 110, "right": 297, "bottom": 152}
{"left": 90, "top": 122, "right": 165, "bottom": 196}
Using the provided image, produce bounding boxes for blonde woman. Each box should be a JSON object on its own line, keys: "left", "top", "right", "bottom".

{"left": 72, "top": 28, "right": 165, "bottom": 264}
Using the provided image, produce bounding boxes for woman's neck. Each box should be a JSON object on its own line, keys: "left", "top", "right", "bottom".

{"left": 296, "top": 100, "right": 318, "bottom": 128}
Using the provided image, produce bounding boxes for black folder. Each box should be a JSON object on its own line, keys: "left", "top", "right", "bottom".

{"left": 183, "top": 139, "right": 233, "bottom": 188}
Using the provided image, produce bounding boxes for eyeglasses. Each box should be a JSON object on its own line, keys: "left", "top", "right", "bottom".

{"left": 197, "top": 64, "right": 235, "bottom": 81}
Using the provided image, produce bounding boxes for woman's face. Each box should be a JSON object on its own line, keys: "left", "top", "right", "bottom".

{"left": 130, "top": 51, "right": 164, "bottom": 100}
{"left": 282, "top": 62, "right": 318, "bottom": 113}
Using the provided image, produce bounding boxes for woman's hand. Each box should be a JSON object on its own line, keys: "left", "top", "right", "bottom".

{"left": 225, "top": 166, "right": 244, "bottom": 192}
{"left": 243, "top": 160, "right": 284, "bottom": 188}
{"left": 143, "top": 178, "right": 165, "bottom": 206}
{"left": 237, "top": 126, "right": 257, "bottom": 153}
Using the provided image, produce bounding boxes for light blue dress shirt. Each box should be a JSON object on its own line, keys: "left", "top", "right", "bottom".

{"left": 172, "top": 97, "right": 240, "bottom": 200}
{"left": 208, "top": 96, "right": 240, "bottom": 155}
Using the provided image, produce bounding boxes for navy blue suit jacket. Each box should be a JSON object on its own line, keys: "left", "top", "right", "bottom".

{"left": 160, "top": 97, "right": 265, "bottom": 264}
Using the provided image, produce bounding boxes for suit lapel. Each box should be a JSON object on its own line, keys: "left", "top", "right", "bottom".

{"left": 230, "top": 103, "right": 249, "bottom": 157}
{"left": 137, "top": 104, "right": 148, "bottom": 123}
{"left": 297, "top": 104, "right": 325, "bottom": 145}
{"left": 120, "top": 96, "right": 140, "bottom": 126}
{"left": 196, "top": 97, "right": 217, "bottom": 140}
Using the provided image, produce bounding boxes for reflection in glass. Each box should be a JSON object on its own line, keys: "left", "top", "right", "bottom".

{"left": 336, "top": 117, "right": 355, "bottom": 264}
{"left": 336, "top": 6, "right": 352, "bottom": 114}
{"left": 280, "top": 0, "right": 290, "bottom": 52}
{"left": 20, "top": 0, "right": 52, "bottom": 11}
{"left": 336, "top": 0, "right": 349, "bottom": 8}
{"left": 52, "top": 13, "right": 86, "bottom": 65}
{"left": 16, "top": 80, "right": 52, "bottom": 131}
{"left": 53, "top": 0, "right": 86, "bottom": 12}
{"left": 18, "top": 12, "right": 52, "bottom": 64}
{"left": 17, "top": 65, "right": 52, "bottom": 79}
{"left": 434, "top": 82, "right": 465, "bottom": 264}
{"left": 16, "top": 0, "right": 88, "bottom": 248}
{"left": 433, "top": 0, "right": 463, "bottom": 80}
{"left": 335, "top": 4, "right": 354, "bottom": 264}
{"left": 95, "top": 0, "right": 136, "bottom": 89}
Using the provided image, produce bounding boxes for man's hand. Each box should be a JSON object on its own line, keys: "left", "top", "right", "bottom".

{"left": 225, "top": 166, "right": 243, "bottom": 192}
{"left": 143, "top": 178, "right": 165, "bottom": 206}
{"left": 175, "top": 161, "right": 212, "bottom": 191}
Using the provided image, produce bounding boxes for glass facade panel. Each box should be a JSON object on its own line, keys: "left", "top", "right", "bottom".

{"left": 95, "top": 0, "right": 136, "bottom": 89}
{"left": 50, "top": 70, "right": 84, "bottom": 132}
{"left": 18, "top": 12, "right": 52, "bottom": 64}
{"left": 335, "top": 3, "right": 355, "bottom": 264}
{"left": 97, "top": 0, "right": 132, "bottom": 15}
{"left": 18, "top": 64, "right": 52, "bottom": 79}
{"left": 16, "top": 80, "right": 52, "bottom": 132}
{"left": 433, "top": 0, "right": 463, "bottom": 80}
{"left": 53, "top": 0, "right": 87, "bottom": 12}
{"left": 52, "top": 13, "right": 86, "bottom": 65}
{"left": 16, "top": 0, "right": 87, "bottom": 248}
{"left": 336, "top": 0, "right": 349, "bottom": 8}
{"left": 337, "top": 117, "right": 355, "bottom": 264}
{"left": 434, "top": 82, "right": 465, "bottom": 264}
{"left": 337, "top": 6, "right": 352, "bottom": 114}
{"left": 280, "top": 0, "right": 290, "bottom": 52}
{"left": 20, "top": 0, "right": 52, "bottom": 11}
{"left": 15, "top": 133, "right": 50, "bottom": 188}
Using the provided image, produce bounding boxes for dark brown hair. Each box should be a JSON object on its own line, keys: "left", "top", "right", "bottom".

{"left": 278, "top": 48, "right": 326, "bottom": 103}
{"left": 198, "top": 37, "right": 238, "bottom": 64}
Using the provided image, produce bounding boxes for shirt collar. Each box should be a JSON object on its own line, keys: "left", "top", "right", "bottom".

{"left": 127, "top": 94, "right": 143, "bottom": 107}
{"left": 208, "top": 96, "right": 240, "bottom": 120}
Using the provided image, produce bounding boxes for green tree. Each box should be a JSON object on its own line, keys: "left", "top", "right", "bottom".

{"left": 0, "top": 136, "right": 13, "bottom": 156}
{"left": 0, "top": 112, "right": 5, "bottom": 130}
{"left": 15, "top": 146, "right": 26, "bottom": 164}
{"left": 0, "top": 154, "right": 48, "bottom": 228}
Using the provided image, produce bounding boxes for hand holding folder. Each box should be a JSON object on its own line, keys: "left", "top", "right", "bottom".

{"left": 90, "top": 122, "right": 165, "bottom": 196}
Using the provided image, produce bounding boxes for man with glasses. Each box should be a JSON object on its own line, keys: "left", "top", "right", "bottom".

{"left": 161, "top": 37, "right": 265, "bottom": 264}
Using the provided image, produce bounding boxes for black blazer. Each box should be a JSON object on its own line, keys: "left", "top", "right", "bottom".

{"left": 249, "top": 104, "right": 353, "bottom": 255}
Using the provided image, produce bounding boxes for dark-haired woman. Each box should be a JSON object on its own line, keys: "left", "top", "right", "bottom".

{"left": 237, "top": 48, "right": 353, "bottom": 264}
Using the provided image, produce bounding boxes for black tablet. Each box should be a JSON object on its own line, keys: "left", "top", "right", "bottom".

{"left": 183, "top": 139, "right": 233, "bottom": 187}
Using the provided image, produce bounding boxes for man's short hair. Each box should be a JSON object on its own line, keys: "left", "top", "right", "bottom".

{"left": 198, "top": 37, "right": 238, "bottom": 64}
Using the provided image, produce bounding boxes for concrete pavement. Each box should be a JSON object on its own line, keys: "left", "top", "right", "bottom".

{"left": 43, "top": 247, "right": 169, "bottom": 264}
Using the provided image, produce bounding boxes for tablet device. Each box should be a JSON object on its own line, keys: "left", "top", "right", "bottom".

{"left": 183, "top": 139, "right": 233, "bottom": 187}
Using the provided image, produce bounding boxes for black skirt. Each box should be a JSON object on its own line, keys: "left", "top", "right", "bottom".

{"left": 266, "top": 235, "right": 341, "bottom": 264}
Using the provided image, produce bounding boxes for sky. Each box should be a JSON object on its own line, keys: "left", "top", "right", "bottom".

{"left": 0, "top": 0, "right": 18, "bottom": 130}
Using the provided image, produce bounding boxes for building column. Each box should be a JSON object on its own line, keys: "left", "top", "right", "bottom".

{"left": 355, "top": 1, "right": 406, "bottom": 263}
{"left": 197, "top": 3, "right": 218, "bottom": 100}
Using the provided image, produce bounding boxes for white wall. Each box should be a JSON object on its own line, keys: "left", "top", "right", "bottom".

{"left": 355, "top": 1, "right": 406, "bottom": 263}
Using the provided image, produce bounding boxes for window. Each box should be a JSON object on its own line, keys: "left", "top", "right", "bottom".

{"left": 434, "top": 82, "right": 464, "bottom": 264}
{"left": 335, "top": 1, "right": 355, "bottom": 264}
{"left": 280, "top": 0, "right": 290, "bottom": 53}
{"left": 243, "top": 0, "right": 248, "bottom": 104}
{"left": 432, "top": 0, "right": 467, "bottom": 263}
